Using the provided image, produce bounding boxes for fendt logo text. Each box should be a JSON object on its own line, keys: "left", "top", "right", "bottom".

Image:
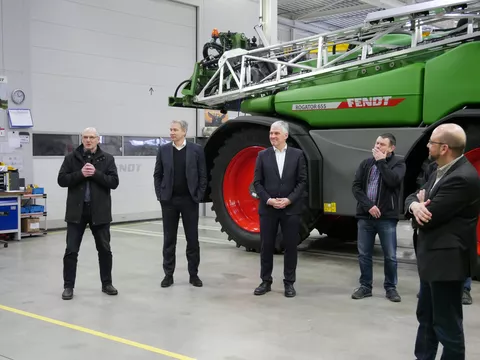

{"left": 292, "top": 96, "right": 405, "bottom": 111}
{"left": 346, "top": 96, "right": 394, "bottom": 107}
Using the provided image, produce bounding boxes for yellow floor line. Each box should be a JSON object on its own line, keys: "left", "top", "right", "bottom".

{"left": 0, "top": 304, "right": 196, "bottom": 360}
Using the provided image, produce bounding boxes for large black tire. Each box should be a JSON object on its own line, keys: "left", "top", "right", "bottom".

{"left": 210, "top": 126, "right": 320, "bottom": 252}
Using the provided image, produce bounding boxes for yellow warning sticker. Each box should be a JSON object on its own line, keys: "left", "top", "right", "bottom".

{"left": 323, "top": 202, "right": 337, "bottom": 213}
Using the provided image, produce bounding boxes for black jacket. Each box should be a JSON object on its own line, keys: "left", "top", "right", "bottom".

{"left": 253, "top": 146, "right": 307, "bottom": 215}
{"left": 352, "top": 153, "right": 406, "bottom": 219}
{"left": 153, "top": 141, "right": 207, "bottom": 203}
{"left": 405, "top": 156, "right": 480, "bottom": 281}
{"left": 57, "top": 144, "right": 119, "bottom": 225}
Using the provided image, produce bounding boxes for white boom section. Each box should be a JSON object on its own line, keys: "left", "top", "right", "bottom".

{"left": 195, "top": 0, "right": 480, "bottom": 107}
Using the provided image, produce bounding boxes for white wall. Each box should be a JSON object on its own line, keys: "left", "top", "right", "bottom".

{"left": 0, "top": 0, "right": 34, "bottom": 183}
{"left": 30, "top": 0, "right": 196, "bottom": 136}
{"left": 1, "top": 0, "right": 304, "bottom": 226}
{"left": 23, "top": 0, "right": 196, "bottom": 228}
{"left": 0, "top": 2, "right": 3, "bottom": 71}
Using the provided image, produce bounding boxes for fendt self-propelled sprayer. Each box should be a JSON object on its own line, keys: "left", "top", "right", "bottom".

{"left": 169, "top": 0, "right": 480, "bottom": 275}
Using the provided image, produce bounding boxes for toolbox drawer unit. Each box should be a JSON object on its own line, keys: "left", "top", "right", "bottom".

{"left": 0, "top": 198, "right": 19, "bottom": 232}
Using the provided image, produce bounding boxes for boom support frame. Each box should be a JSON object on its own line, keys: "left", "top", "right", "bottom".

{"left": 192, "top": 0, "right": 480, "bottom": 107}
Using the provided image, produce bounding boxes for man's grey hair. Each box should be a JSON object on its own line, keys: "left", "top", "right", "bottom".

{"left": 271, "top": 120, "right": 289, "bottom": 134}
{"left": 82, "top": 127, "right": 99, "bottom": 137}
{"left": 172, "top": 120, "right": 188, "bottom": 133}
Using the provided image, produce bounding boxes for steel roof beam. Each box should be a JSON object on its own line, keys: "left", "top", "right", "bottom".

{"left": 293, "top": 4, "right": 376, "bottom": 21}
{"left": 361, "top": 0, "right": 405, "bottom": 8}
{"left": 278, "top": 17, "right": 336, "bottom": 34}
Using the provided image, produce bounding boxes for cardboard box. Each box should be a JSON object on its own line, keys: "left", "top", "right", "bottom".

{"left": 21, "top": 218, "right": 40, "bottom": 233}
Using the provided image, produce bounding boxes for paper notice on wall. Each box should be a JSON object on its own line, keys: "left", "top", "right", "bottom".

{"left": 19, "top": 132, "right": 30, "bottom": 144}
{"left": 8, "top": 131, "right": 21, "bottom": 148}
{"left": 0, "top": 76, "right": 7, "bottom": 110}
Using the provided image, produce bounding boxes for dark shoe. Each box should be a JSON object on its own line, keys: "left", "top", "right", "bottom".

{"left": 102, "top": 284, "right": 118, "bottom": 295}
{"left": 284, "top": 283, "right": 296, "bottom": 298}
{"left": 189, "top": 276, "right": 203, "bottom": 287}
{"left": 386, "top": 288, "right": 401, "bottom": 302}
{"left": 161, "top": 275, "right": 174, "bottom": 288}
{"left": 351, "top": 286, "right": 372, "bottom": 299}
{"left": 62, "top": 288, "right": 73, "bottom": 300}
{"left": 254, "top": 281, "right": 271, "bottom": 295}
{"left": 462, "top": 289, "right": 472, "bottom": 305}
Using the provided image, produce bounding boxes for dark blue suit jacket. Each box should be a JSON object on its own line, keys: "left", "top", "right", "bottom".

{"left": 253, "top": 146, "right": 307, "bottom": 215}
{"left": 153, "top": 141, "right": 207, "bottom": 203}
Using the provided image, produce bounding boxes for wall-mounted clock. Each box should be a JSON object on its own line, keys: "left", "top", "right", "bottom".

{"left": 11, "top": 89, "right": 25, "bottom": 105}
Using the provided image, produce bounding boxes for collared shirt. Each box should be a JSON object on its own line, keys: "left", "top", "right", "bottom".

{"left": 274, "top": 144, "right": 287, "bottom": 178}
{"left": 367, "top": 165, "right": 380, "bottom": 203}
{"left": 366, "top": 153, "right": 394, "bottom": 203}
{"left": 173, "top": 138, "right": 186, "bottom": 151}
{"left": 432, "top": 155, "right": 464, "bottom": 189}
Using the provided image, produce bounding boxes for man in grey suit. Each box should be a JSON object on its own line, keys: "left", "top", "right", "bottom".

{"left": 405, "top": 123, "right": 480, "bottom": 360}
{"left": 153, "top": 120, "right": 207, "bottom": 288}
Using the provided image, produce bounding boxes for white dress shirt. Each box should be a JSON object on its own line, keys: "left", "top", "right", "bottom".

{"left": 274, "top": 144, "right": 287, "bottom": 178}
{"left": 173, "top": 138, "right": 186, "bottom": 151}
{"left": 266, "top": 144, "right": 287, "bottom": 205}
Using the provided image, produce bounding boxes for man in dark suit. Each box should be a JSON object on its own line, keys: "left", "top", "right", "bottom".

{"left": 413, "top": 160, "right": 474, "bottom": 305}
{"left": 154, "top": 120, "right": 207, "bottom": 288}
{"left": 253, "top": 121, "right": 307, "bottom": 298}
{"left": 405, "top": 123, "right": 480, "bottom": 360}
{"left": 58, "top": 127, "right": 119, "bottom": 300}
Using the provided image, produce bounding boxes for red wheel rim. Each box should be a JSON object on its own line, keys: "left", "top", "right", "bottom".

{"left": 465, "top": 148, "right": 480, "bottom": 256}
{"left": 223, "top": 146, "right": 265, "bottom": 233}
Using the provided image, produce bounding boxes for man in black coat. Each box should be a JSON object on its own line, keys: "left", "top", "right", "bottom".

{"left": 405, "top": 123, "right": 480, "bottom": 360}
{"left": 57, "top": 127, "right": 119, "bottom": 300}
{"left": 253, "top": 121, "right": 307, "bottom": 298}
{"left": 153, "top": 120, "right": 207, "bottom": 288}
{"left": 351, "top": 133, "right": 406, "bottom": 302}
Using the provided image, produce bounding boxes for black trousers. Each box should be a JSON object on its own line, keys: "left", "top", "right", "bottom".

{"left": 260, "top": 211, "right": 300, "bottom": 284}
{"left": 415, "top": 280, "right": 465, "bottom": 360}
{"left": 161, "top": 196, "right": 200, "bottom": 277}
{"left": 63, "top": 202, "right": 113, "bottom": 289}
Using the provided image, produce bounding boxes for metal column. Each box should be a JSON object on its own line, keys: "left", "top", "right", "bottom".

{"left": 259, "top": 0, "right": 278, "bottom": 46}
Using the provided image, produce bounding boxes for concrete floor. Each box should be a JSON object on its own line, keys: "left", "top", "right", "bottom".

{"left": 0, "top": 218, "right": 479, "bottom": 360}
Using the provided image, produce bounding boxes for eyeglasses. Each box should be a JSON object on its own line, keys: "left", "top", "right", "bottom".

{"left": 428, "top": 140, "right": 447, "bottom": 146}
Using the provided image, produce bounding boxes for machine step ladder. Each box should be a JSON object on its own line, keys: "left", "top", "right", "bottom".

{"left": 195, "top": 0, "right": 480, "bottom": 107}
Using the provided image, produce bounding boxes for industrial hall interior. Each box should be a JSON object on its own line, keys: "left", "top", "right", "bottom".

{"left": 1, "top": 0, "right": 480, "bottom": 359}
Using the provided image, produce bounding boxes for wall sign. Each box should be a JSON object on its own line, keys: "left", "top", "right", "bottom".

{"left": 0, "top": 76, "right": 7, "bottom": 110}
